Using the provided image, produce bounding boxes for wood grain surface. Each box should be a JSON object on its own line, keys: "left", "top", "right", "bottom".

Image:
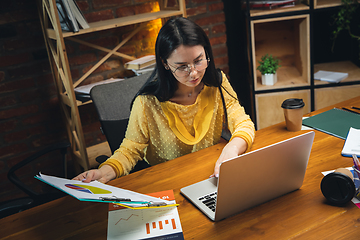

{"left": 2, "top": 97, "right": 360, "bottom": 240}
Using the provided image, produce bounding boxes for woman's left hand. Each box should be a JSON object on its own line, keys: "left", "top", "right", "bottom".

{"left": 210, "top": 137, "right": 248, "bottom": 178}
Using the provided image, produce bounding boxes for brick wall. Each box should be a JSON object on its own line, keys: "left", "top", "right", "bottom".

{"left": 0, "top": 0, "right": 228, "bottom": 204}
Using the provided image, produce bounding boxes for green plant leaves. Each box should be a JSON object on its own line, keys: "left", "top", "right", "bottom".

{"left": 331, "top": 0, "right": 360, "bottom": 54}
{"left": 256, "top": 54, "right": 281, "bottom": 74}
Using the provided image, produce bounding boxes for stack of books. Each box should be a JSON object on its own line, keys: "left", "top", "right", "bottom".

{"left": 56, "top": 0, "right": 89, "bottom": 33}
{"left": 125, "top": 55, "right": 156, "bottom": 71}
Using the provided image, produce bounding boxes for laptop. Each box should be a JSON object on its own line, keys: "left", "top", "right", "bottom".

{"left": 180, "top": 131, "right": 315, "bottom": 221}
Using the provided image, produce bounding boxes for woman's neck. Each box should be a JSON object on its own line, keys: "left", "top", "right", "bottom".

{"left": 170, "top": 82, "right": 204, "bottom": 105}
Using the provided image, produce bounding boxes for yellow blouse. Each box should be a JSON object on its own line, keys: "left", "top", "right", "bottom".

{"left": 100, "top": 72, "right": 255, "bottom": 177}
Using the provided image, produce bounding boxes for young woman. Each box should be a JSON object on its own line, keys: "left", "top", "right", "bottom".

{"left": 73, "top": 17, "right": 255, "bottom": 183}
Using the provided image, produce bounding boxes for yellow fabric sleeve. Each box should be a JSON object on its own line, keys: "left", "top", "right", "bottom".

{"left": 220, "top": 72, "right": 255, "bottom": 151}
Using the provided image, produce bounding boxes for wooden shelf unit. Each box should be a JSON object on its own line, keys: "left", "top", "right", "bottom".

{"left": 251, "top": 15, "right": 310, "bottom": 92}
{"left": 314, "top": 0, "right": 343, "bottom": 9}
{"left": 242, "top": 0, "right": 360, "bottom": 129}
{"left": 314, "top": 61, "right": 360, "bottom": 85}
{"left": 255, "top": 90, "right": 311, "bottom": 131}
{"left": 46, "top": 10, "right": 185, "bottom": 39}
{"left": 37, "top": 0, "right": 186, "bottom": 171}
{"left": 249, "top": 2, "right": 309, "bottom": 17}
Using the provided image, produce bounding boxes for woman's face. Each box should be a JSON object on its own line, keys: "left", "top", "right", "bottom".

{"left": 165, "top": 45, "right": 207, "bottom": 88}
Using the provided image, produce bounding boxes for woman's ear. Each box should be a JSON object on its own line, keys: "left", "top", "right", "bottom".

{"left": 161, "top": 59, "right": 169, "bottom": 70}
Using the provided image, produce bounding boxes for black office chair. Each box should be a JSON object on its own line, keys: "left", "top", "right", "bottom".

{"left": 0, "top": 141, "right": 70, "bottom": 219}
{"left": 90, "top": 71, "right": 152, "bottom": 173}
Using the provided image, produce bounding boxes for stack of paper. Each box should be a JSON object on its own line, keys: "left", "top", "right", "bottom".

{"left": 35, "top": 173, "right": 174, "bottom": 209}
{"left": 342, "top": 127, "right": 360, "bottom": 157}
{"left": 314, "top": 70, "right": 348, "bottom": 83}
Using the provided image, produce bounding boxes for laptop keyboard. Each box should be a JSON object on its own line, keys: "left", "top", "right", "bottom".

{"left": 199, "top": 192, "right": 217, "bottom": 212}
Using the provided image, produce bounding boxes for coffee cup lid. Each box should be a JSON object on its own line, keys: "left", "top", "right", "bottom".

{"left": 281, "top": 98, "right": 305, "bottom": 109}
{"left": 320, "top": 172, "right": 356, "bottom": 205}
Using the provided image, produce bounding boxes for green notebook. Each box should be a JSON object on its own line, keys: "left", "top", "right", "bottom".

{"left": 302, "top": 108, "right": 360, "bottom": 139}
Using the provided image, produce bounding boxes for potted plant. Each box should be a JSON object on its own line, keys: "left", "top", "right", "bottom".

{"left": 257, "top": 54, "right": 281, "bottom": 85}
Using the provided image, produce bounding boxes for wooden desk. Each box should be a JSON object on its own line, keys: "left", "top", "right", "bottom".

{"left": 2, "top": 97, "right": 360, "bottom": 240}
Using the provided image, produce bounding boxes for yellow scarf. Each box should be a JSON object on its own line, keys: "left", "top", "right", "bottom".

{"left": 161, "top": 86, "right": 215, "bottom": 145}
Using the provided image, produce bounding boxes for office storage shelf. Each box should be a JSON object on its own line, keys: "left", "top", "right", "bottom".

{"left": 250, "top": 15, "right": 310, "bottom": 92}
{"left": 38, "top": 0, "right": 186, "bottom": 171}
{"left": 242, "top": 0, "right": 360, "bottom": 129}
{"left": 46, "top": 10, "right": 184, "bottom": 39}
{"left": 314, "top": 61, "right": 360, "bottom": 86}
{"left": 315, "top": 0, "right": 343, "bottom": 9}
{"left": 248, "top": 2, "right": 309, "bottom": 17}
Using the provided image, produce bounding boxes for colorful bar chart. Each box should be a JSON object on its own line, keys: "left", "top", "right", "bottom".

{"left": 146, "top": 218, "right": 177, "bottom": 234}
{"left": 107, "top": 190, "right": 184, "bottom": 240}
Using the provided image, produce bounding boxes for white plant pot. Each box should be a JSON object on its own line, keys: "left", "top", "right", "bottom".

{"left": 261, "top": 73, "right": 277, "bottom": 86}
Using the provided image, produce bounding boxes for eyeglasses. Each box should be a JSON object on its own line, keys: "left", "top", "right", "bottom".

{"left": 167, "top": 59, "right": 210, "bottom": 78}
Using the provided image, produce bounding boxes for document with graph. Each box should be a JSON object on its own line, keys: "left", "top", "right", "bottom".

{"left": 35, "top": 173, "right": 174, "bottom": 209}
{"left": 107, "top": 190, "right": 184, "bottom": 240}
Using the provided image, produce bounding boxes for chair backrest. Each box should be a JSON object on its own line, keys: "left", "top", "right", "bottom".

{"left": 8, "top": 141, "right": 70, "bottom": 198}
{"left": 90, "top": 72, "right": 151, "bottom": 153}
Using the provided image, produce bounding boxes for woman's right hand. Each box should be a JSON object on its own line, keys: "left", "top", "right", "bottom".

{"left": 72, "top": 165, "right": 116, "bottom": 183}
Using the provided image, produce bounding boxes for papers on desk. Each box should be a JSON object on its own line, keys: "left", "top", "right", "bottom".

{"left": 342, "top": 127, "right": 360, "bottom": 157}
{"left": 107, "top": 190, "right": 184, "bottom": 240}
{"left": 322, "top": 168, "right": 360, "bottom": 209}
{"left": 35, "top": 173, "right": 174, "bottom": 209}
